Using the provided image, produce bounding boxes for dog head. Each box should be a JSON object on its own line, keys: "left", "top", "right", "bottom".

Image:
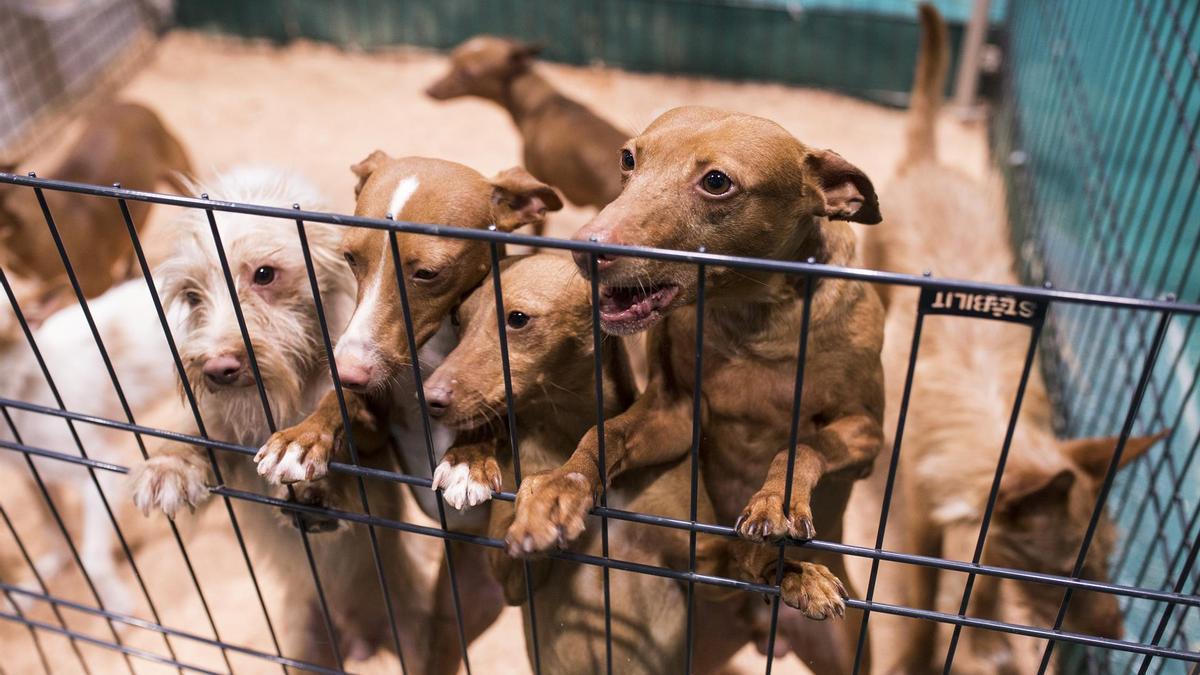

{"left": 989, "top": 430, "right": 1166, "bottom": 638}
{"left": 422, "top": 254, "right": 593, "bottom": 429}
{"left": 571, "top": 106, "right": 879, "bottom": 335}
{"left": 158, "top": 167, "right": 355, "bottom": 441}
{"left": 426, "top": 35, "right": 543, "bottom": 102}
{"left": 332, "top": 152, "right": 561, "bottom": 394}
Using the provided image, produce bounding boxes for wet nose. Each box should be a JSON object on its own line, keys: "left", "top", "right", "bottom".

{"left": 337, "top": 362, "right": 373, "bottom": 392}
{"left": 424, "top": 385, "right": 453, "bottom": 417}
{"left": 202, "top": 353, "right": 245, "bottom": 386}
{"left": 571, "top": 227, "right": 620, "bottom": 276}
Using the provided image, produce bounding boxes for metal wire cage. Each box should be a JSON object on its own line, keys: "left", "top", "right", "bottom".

{"left": 0, "top": 169, "right": 1195, "bottom": 675}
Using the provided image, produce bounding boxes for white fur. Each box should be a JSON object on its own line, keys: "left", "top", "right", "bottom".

{"left": 386, "top": 175, "right": 420, "bottom": 220}
{"left": 0, "top": 279, "right": 177, "bottom": 615}
{"left": 431, "top": 461, "right": 493, "bottom": 511}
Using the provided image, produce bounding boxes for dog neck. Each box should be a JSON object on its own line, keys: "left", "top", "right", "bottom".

{"left": 502, "top": 70, "right": 562, "bottom": 131}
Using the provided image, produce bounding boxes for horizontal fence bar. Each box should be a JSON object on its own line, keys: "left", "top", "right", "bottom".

{"left": 2, "top": 395, "right": 1198, "bottom": 613}
{"left": 0, "top": 584, "right": 342, "bottom": 675}
{"left": 0, "top": 173, "right": 1193, "bottom": 314}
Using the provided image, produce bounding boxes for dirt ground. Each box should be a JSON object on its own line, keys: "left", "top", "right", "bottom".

{"left": 0, "top": 32, "right": 994, "bottom": 674}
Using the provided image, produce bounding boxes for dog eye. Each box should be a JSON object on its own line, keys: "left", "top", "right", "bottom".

{"left": 343, "top": 252, "right": 356, "bottom": 267}
{"left": 620, "top": 149, "right": 635, "bottom": 171}
{"left": 506, "top": 311, "right": 530, "bottom": 329}
{"left": 413, "top": 268, "right": 440, "bottom": 281}
{"left": 253, "top": 266, "right": 276, "bottom": 285}
{"left": 700, "top": 170, "right": 732, "bottom": 195}
{"left": 184, "top": 290, "right": 202, "bottom": 307}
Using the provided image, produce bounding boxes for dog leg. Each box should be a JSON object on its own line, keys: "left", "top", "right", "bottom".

{"left": 506, "top": 376, "right": 694, "bottom": 556}
{"left": 81, "top": 484, "right": 133, "bottom": 616}
{"left": 888, "top": 517, "right": 942, "bottom": 675}
{"left": 432, "top": 439, "right": 501, "bottom": 512}
{"left": 426, "top": 540, "right": 505, "bottom": 675}
{"left": 736, "top": 445, "right": 824, "bottom": 542}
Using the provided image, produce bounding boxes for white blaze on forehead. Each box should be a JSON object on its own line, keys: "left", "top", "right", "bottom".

{"left": 335, "top": 176, "right": 419, "bottom": 370}
{"left": 388, "top": 176, "right": 421, "bottom": 221}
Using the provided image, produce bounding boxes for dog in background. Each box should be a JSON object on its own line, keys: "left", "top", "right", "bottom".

{"left": 0, "top": 102, "right": 192, "bottom": 307}
{"left": 127, "top": 167, "right": 433, "bottom": 669}
{"left": 499, "top": 105, "right": 886, "bottom": 674}
{"left": 863, "top": 7, "right": 1165, "bottom": 673}
{"left": 0, "top": 276, "right": 176, "bottom": 615}
{"left": 426, "top": 36, "right": 628, "bottom": 211}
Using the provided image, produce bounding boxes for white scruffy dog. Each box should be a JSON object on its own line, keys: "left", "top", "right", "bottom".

{"left": 127, "top": 167, "right": 433, "bottom": 668}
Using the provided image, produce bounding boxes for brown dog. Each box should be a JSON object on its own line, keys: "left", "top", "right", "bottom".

{"left": 501, "top": 106, "right": 886, "bottom": 673}
{"left": 0, "top": 102, "right": 192, "bottom": 300}
{"left": 865, "top": 7, "right": 1165, "bottom": 673}
{"left": 426, "top": 36, "right": 628, "bottom": 210}
{"left": 423, "top": 254, "right": 735, "bottom": 674}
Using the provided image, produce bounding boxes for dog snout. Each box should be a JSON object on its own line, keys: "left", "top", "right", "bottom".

{"left": 572, "top": 223, "right": 620, "bottom": 277}
{"left": 424, "top": 384, "right": 453, "bottom": 417}
{"left": 202, "top": 353, "right": 249, "bottom": 387}
{"left": 337, "top": 361, "right": 374, "bottom": 392}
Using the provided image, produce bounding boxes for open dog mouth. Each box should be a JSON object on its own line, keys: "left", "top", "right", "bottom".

{"left": 597, "top": 283, "right": 680, "bottom": 334}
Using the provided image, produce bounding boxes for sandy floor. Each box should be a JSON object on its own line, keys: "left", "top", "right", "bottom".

{"left": 0, "top": 32, "right": 994, "bottom": 674}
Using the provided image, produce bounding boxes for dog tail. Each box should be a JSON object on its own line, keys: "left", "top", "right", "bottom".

{"left": 903, "top": 3, "right": 950, "bottom": 168}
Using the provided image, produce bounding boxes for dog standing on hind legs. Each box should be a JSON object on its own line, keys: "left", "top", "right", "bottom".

{"left": 864, "top": 6, "right": 1167, "bottom": 673}
{"left": 127, "top": 167, "right": 433, "bottom": 671}
{"left": 499, "top": 106, "right": 888, "bottom": 674}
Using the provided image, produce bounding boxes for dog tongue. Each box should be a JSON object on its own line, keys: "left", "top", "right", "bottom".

{"left": 599, "top": 285, "right": 669, "bottom": 320}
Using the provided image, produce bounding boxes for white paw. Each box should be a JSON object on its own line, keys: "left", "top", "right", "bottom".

{"left": 431, "top": 460, "right": 493, "bottom": 511}
{"left": 255, "top": 441, "right": 319, "bottom": 485}
{"left": 128, "top": 455, "right": 209, "bottom": 519}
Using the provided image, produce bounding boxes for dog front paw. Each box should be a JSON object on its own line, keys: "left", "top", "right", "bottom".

{"left": 505, "top": 470, "right": 595, "bottom": 557}
{"left": 432, "top": 449, "right": 502, "bottom": 511}
{"left": 128, "top": 455, "right": 210, "bottom": 519}
{"left": 779, "top": 561, "right": 847, "bottom": 620}
{"left": 255, "top": 421, "right": 335, "bottom": 485}
{"left": 735, "top": 490, "right": 815, "bottom": 542}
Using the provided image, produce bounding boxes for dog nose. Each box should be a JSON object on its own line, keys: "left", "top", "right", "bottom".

{"left": 338, "top": 362, "right": 373, "bottom": 391}
{"left": 202, "top": 354, "right": 245, "bottom": 386}
{"left": 425, "top": 385, "right": 452, "bottom": 417}
{"left": 571, "top": 228, "right": 620, "bottom": 277}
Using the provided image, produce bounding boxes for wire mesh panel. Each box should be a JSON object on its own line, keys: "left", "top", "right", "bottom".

{"left": 0, "top": 0, "right": 163, "bottom": 163}
{"left": 995, "top": 0, "right": 1200, "bottom": 669}
{"left": 0, "top": 172, "right": 1195, "bottom": 674}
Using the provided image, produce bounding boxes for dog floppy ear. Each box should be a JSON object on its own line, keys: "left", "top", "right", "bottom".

{"left": 489, "top": 167, "right": 563, "bottom": 231}
{"left": 996, "top": 466, "right": 1075, "bottom": 521}
{"left": 1059, "top": 430, "right": 1167, "bottom": 478}
{"left": 350, "top": 150, "right": 392, "bottom": 198}
{"left": 509, "top": 40, "right": 544, "bottom": 69}
{"left": 805, "top": 149, "right": 881, "bottom": 224}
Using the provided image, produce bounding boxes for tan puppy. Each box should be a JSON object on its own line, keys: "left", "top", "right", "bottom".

{"left": 427, "top": 36, "right": 628, "bottom": 209}
{"left": 501, "top": 106, "right": 886, "bottom": 673}
{"left": 0, "top": 102, "right": 192, "bottom": 300}
{"left": 126, "top": 167, "right": 429, "bottom": 669}
{"left": 865, "top": 7, "right": 1165, "bottom": 674}
{"left": 423, "top": 254, "right": 733, "bottom": 674}
{"left": 254, "top": 153, "right": 561, "bottom": 520}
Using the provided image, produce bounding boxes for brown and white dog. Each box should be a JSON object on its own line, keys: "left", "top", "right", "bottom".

{"left": 127, "top": 167, "right": 431, "bottom": 669}
{"left": 422, "top": 254, "right": 733, "bottom": 674}
{"left": 499, "top": 106, "right": 887, "bottom": 673}
{"left": 426, "top": 36, "right": 629, "bottom": 211}
{"left": 864, "top": 7, "right": 1165, "bottom": 674}
{"left": 0, "top": 102, "right": 192, "bottom": 305}
{"left": 253, "top": 153, "right": 562, "bottom": 524}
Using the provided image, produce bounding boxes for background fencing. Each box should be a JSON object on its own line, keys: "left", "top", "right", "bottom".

{"left": 994, "top": 0, "right": 1200, "bottom": 670}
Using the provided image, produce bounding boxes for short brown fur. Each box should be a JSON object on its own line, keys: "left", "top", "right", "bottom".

{"left": 427, "top": 36, "right": 629, "bottom": 209}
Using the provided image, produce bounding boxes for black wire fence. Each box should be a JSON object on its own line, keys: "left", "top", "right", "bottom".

{"left": 0, "top": 172, "right": 1195, "bottom": 674}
